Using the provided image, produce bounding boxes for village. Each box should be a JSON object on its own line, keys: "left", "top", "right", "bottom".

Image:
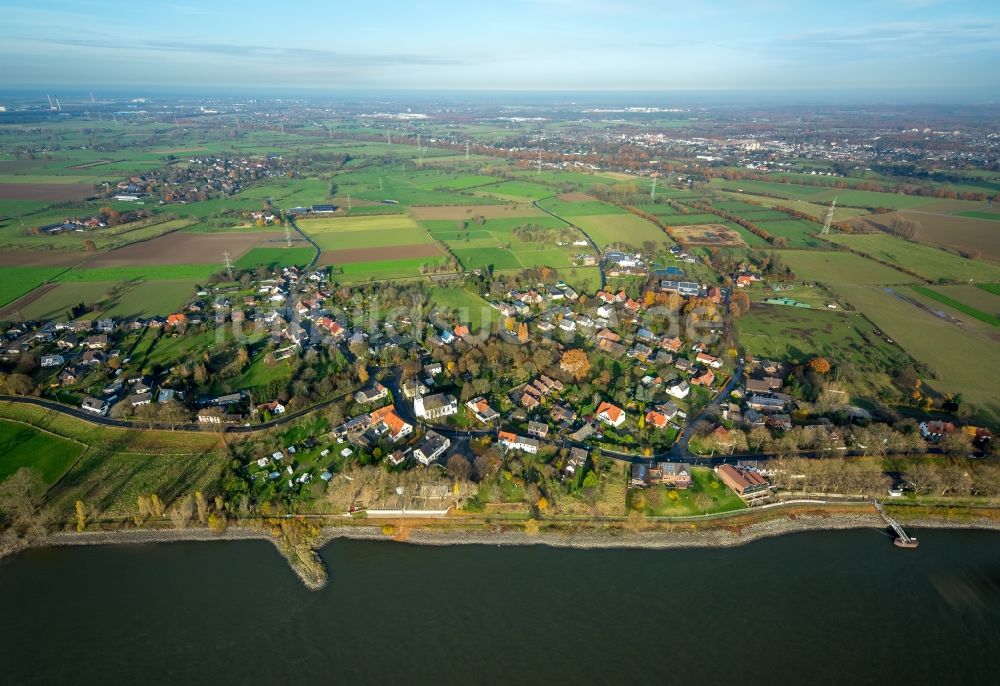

{"left": 2, "top": 249, "right": 991, "bottom": 513}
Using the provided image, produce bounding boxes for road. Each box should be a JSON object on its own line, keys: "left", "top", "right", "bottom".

{"left": 533, "top": 195, "right": 606, "bottom": 290}
{"left": 286, "top": 215, "right": 321, "bottom": 268}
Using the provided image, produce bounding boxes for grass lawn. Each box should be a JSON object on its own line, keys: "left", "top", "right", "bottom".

{"left": 0, "top": 402, "right": 225, "bottom": 519}
{"left": 754, "top": 219, "right": 827, "bottom": 248}
{"left": 778, "top": 250, "right": 917, "bottom": 284}
{"left": 0, "top": 419, "right": 86, "bottom": 485}
{"left": 423, "top": 214, "right": 585, "bottom": 270}
{"left": 452, "top": 247, "right": 523, "bottom": 270}
{"left": 631, "top": 467, "right": 747, "bottom": 517}
{"left": 571, "top": 213, "right": 673, "bottom": 250}
{"left": 428, "top": 286, "right": 493, "bottom": 331}
{"left": 826, "top": 234, "right": 1000, "bottom": 283}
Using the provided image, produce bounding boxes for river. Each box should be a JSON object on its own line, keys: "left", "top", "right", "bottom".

{"left": 1, "top": 529, "right": 999, "bottom": 685}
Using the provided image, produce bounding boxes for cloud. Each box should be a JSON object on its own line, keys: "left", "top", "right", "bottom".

{"left": 33, "top": 36, "right": 464, "bottom": 68}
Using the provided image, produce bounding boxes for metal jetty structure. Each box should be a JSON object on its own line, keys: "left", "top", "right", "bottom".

{"left": 874, "top": 500, "right": 919, "bottom": 548}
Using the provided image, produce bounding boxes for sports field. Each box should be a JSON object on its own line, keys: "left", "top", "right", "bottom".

{"left": 778, "top": 251, "right": 917, "bottom": 285}
{"left": 826, "top": 233, "right": 1000, "bottom": 282}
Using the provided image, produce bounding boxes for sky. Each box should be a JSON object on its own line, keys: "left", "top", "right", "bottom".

{"left": 1, "top": 0, "right": 998, "bottom": 98}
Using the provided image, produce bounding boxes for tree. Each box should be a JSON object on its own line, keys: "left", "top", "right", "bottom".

{"left": 195, "top": 491, "right": 209, "bottom": 524}
{"left": 446, "top": 454, "right": 471, "bottom": 481}
{"left": 517, "top": 321, "right": 529, "bottom": 344}
{"left": 0, "top": 468, "right": 45, "bottom": 523}
{"left": 809, "top": 357, "right": 832, "bottom": 374}
{"left": 941, "top": 431, "right": 974, "bottom": 457}
{"left": 74, "top": 500, "right": 87, "bottom": 532}
{"left": 560, "top": 348, "right": 591, "bottom": 380}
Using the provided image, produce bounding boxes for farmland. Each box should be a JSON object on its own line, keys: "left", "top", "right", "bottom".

{"left": 235, "top": 247, "right": 316, "bottom": 269}
{"left": 911, "top": 286, "right": 1000, "bottom": 327}
{"left": 0, "top": 266, "right": 71, "bottom": 311}
{"left": 409, "top": 204, "right": 544, "bottom": 221}
{"left": 669, "top": 223, "right": 746, "bottom": 247}
{"left": 11, "top": 280, "right": 194, "bottom": 320}
{"left": 849, "top": 211, "right": 1000, "bottom": 262}
{"left": 829, "top": 285, "right": 1000, "bottom": 424}
{"left": 778, "top": 251, "right": 917, "bottom": 285}
{"left": 83, "top": 231, "right": 291, "bottom": 267}
{"left": 298, "top": 215, "right": 435, "bottom": 252}
{"left": 569, "top": 213, "right": 673, "bottom": 250}
{"left": 332, "top": 256, "right": 452, "bottom": 283}
{"left": 825, "top": 233, "right": 1000, "bottom": 282}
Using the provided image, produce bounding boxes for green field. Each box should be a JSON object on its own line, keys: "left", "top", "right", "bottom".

{"left": 298, "top": 214, "right": 434, "bottom": 251}
{"left": 778, "top": 251, "right": 917, "bottom": 284}
{"left": 476, "top": 180, "right": 555, "bottom": 201}
{"left": 737, "top": 304, "right": 908, "bottom": 397}
{"left": 754, "top": 219, "right": 827, "bottom": 248}
{"left": 955, "top": 211, "right": 1000, "bottom": 222}
{"left": 977, "top": 283, "right": 1000, "bottom": 297}
{"left": 536, "top": 197, "right": 625, "bottom": 217}
{"left": 16, "top": 280, "right": 194, "bottom": 320}
{"left": 826, "top": 234, "right": 1000, "bottom": 283}
{"left": 54, "top": 264, "right": 220, "bottom": 283}
{"left": 0, "top": 266, "right": 67, "bottom": 308}
{"left": 570, "top": 213, "right": 673, "bottom": 250}
{"left": 830, "top": 284, "right": 1000, "bottom": 424}
{"left": 422, "top": 214, "right": 587, "bottom": 270}
{"left": 428, "top": 286, "right": 493, "bottom": 330}
{"left": 630, "top": 467, "right": 746, "bottom": 517}
{"left": 911, "top": 286, "right": 1000, "bottom": 327}
{"left": 0, "top": 419, "right": 86, "bottom": 485}
{"left": 333, "top": 256, "right": 453, "bottom": 283}
{"left": 235, "top": 247, "right": 316, "bottom": 269}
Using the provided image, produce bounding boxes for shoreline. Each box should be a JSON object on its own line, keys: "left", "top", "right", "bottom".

{"left": 18, "top": 511, "right": 1000, "bottom": 590}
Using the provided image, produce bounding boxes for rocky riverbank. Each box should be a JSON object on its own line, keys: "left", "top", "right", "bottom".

{"left": 24, "top": 510, "right": 1000, "bottom": 589}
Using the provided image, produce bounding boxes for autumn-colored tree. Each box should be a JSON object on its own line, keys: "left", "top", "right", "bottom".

{"left": 517, "top": 321, "right": 529, "bottom": 344}
{"left": 356, "top": 361, "right": 369, "bottom": 384}
{"left": 195, "top": 491, "right": 209, "bottom": 524}
{"left": 74, "top": 500, "right": 87, "bottom": 532}
{"left": 809, "top": 357, "right": 831, "bottom": 374}
{"left": 83, "top": 239, "right": 97, "bottom": 252}
{"left": 560, "top": 348, "right": 591, "bottom": 380}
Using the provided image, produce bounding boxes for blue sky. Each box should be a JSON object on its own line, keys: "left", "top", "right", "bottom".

{"left": 1, "top": 0, "right": 998, "bottom": 96}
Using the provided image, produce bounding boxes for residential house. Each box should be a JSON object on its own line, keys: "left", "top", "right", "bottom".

{"left": 644, "top": 409, "right": 670, "bottom": 430}
{"left": 596, "top": 401, "right": 626, "bottom": 428}
{"left": 466, "top": 397, "right": 499, "bottom": 424}
{"left": 369, "top": 405, "right": 413, "bottom": 443}
{"left": 630, "top": 464, "right": 649, "bottom": 487}
{"left": 716, "top": 464, "right": 771, "bottom": 498}
{"left": 648, "top": 462, "right": 693, "bottom": 488}
{"left": 80, "top": 397, "right": 108, "bottom": 415}
{"left": 414, "top": 430, "right": 451, "bottom": 465}
{"left": 563, "top": 447, "right": 589, "bottom": 479}
{"left": 527, "top": 421, "right": 549, "bottom": 439}
{"left": 40, "top": 354, "right": 65, "bottom": 368}
{"left": 695, "top": 352, "right": 722, "bottom": 369}
{"left": 667, "top": 381, "right": 690, "bottom": 399}
{"left": 84, "top": 334, "right": 109, "bottom": 350}
{"left": 498, "top": 431, "right": 540, "bottom": 454}
{"left": 692, "top": 369, "right": 715, "bottom": 386}
{"left": 354, "top": 382, "right": 389, "bottom": 405}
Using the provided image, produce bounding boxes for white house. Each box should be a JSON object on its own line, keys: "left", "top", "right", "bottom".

{"left": 414, "top": 431, "right": 451, "bottom": 465}
{"left": 667, "top": 381, "right": 691, "bottom": 399}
